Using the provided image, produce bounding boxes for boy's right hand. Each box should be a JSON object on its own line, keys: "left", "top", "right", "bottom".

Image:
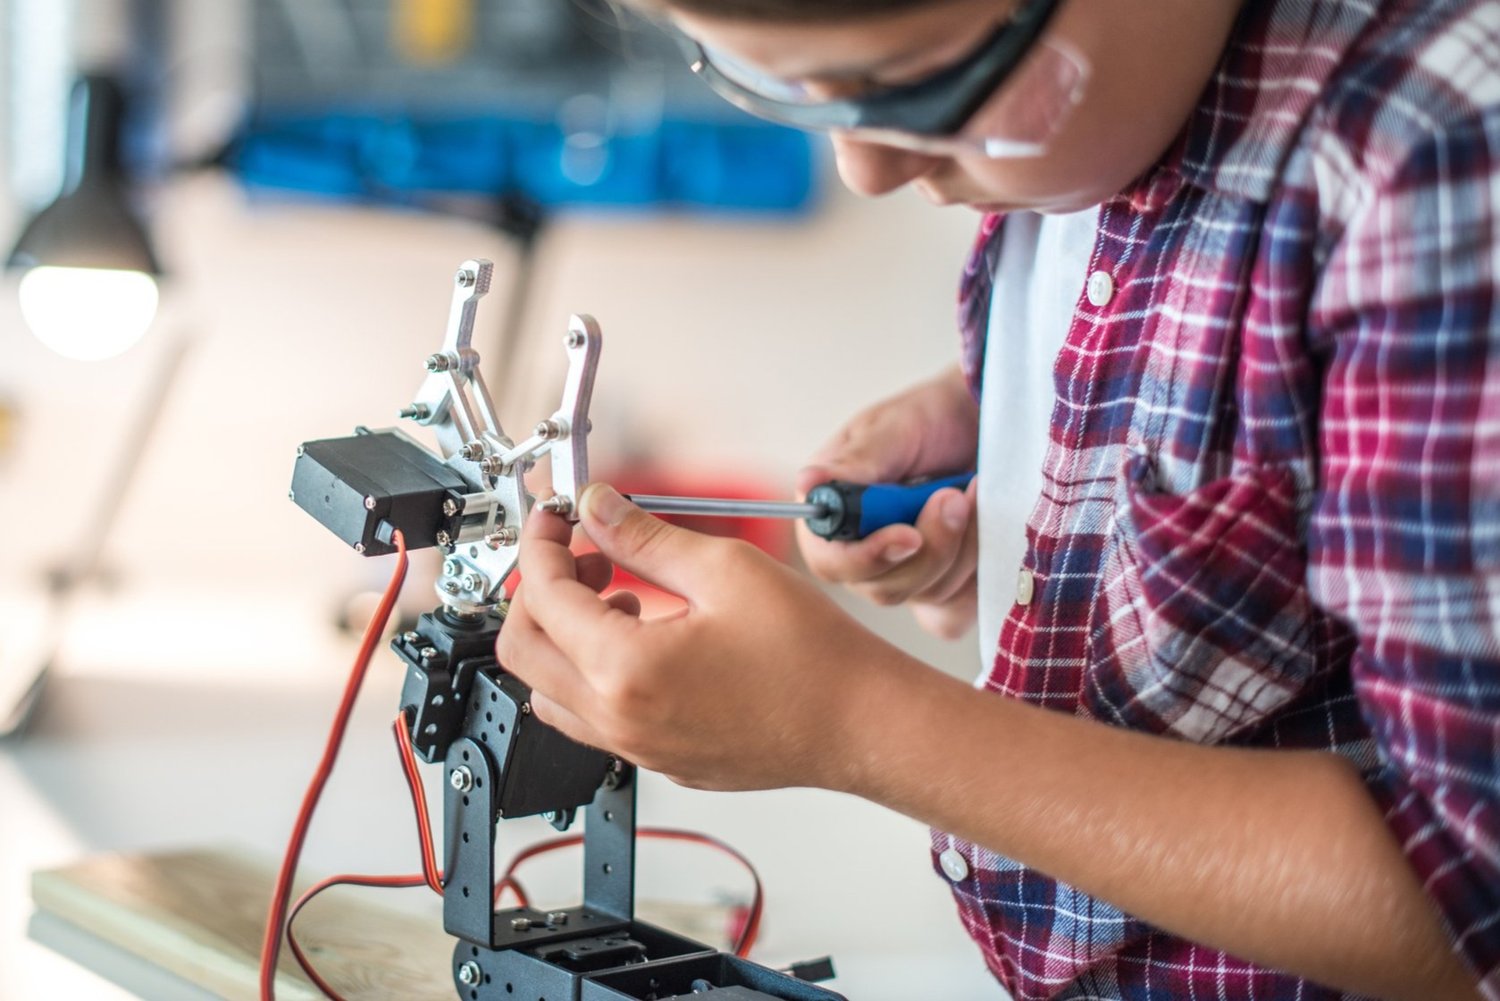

{"left": 795, "top": 365, "right": 981, "bottom": 640}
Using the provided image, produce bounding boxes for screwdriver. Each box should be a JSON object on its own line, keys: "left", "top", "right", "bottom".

{"left": 624, "top": 473, "right": 974, "bottom": 542}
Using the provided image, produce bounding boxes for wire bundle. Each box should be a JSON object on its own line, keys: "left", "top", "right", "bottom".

{"left": 258, "top": 531, "right": 763, "bottom": 1000}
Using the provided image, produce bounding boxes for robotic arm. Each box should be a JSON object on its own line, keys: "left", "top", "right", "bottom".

{"left": 289, "top": 261, "right": 848, "bottom": 1001}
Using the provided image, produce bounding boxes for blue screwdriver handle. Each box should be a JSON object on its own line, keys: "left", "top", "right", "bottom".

{"left": 805, "top": 473, "right": 975, "bottom": 541}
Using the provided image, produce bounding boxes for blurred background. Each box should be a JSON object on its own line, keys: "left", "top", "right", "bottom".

{"left": 0, "top": 0, "right": 997, "bottom": 997}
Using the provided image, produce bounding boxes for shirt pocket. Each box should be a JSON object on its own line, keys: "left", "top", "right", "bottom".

{"left": 1081, "top": 453, "right": 1320, "bottom": 743}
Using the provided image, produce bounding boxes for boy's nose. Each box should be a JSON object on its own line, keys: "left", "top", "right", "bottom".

{"left": 830, "top": 135, "right": 944, "bottom": 197}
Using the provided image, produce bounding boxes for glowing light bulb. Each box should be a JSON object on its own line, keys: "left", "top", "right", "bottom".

{"left": 18, "top": 266, "right": 159, "bottom": 361}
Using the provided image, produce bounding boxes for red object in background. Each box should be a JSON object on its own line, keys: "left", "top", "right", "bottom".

{"left": 583, "top": 466, "right": 796, "bottom": 614}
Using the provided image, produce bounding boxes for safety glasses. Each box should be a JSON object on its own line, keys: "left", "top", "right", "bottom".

{"left": 681, "top": 0, "right": 1085, "bottom": 159}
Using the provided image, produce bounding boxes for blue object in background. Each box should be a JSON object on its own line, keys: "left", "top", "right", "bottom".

{"left": 231, "top": 110, "right": 818, "bottom": 215}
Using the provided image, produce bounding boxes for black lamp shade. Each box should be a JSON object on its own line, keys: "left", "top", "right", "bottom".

{"left": 6, "top": 75, "right": 161, "bottom": 276}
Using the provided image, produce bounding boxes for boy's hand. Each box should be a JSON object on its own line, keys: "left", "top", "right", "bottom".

{"left": 497, "top": 484, "right": 915, "bottom": 793}
{"left": 795, "top": 366, "right": 981, "bottom": 639}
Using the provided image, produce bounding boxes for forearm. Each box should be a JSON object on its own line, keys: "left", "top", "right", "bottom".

{"left": 838, "top": 657, "right": 1477, "bottom": 1000}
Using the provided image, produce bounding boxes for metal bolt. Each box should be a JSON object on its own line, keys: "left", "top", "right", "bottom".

{"left": 442, "top": 498, "right": 460, "bottom": 517}
{"left": 459, "top": 442, "right": 485, "bottom": 461}
{"left": 534, "top": 419, "right": 563, "bottom": 440}
{"left": 398, "top": 404, "right": 430, "bottom": 421}
{"left": 566, "top": 329, "right": 585, "bottom": 349}
{"left": 296, "top": 445, "right": 305, "bottom": 457}
{"left": 425, "top": 353, "right": 452, "bottom": 373}
{"left": 461, "top": 573, "right": 483, "bottom": 592}
{"left": 363, "top": 495, "right": 377, "bottom": 511}
{"left": 520, "top": 702, "right": 532, "bottom": 716}
{"left": 487, "top": 528, "right": 518, "bottom": 549}
{"left": 436, "top": 530, "right": 452, "bottom": 547}
{"left": 547, "top": 911, "right": 569, "bottom": 926}
{"left": 443, "top": 579, "right": 460, "bottom": 594}
{"left": 443, "top": 559, "right": 461, "bottom": 577}
{"left": 287, "top": 490, "right": 296, "bottom": 502}
{"left": 457, "top": 961, "right": 481, "bottom": 985}
{"left": 450, "top": 766, "right": 474, "bottom": 792}
{"left": 479, "top": 457, "right": 507, "bottom": 477}
{"left": 456, "top": 269, "right": 476, "bottom": 288}
{"left": 420, "top": 646, "right": 438, "bottom": 661}
{"left": 353, "top": 543, "right": 366, "bottom": 554}
{"left": 510, "top": 917, "right": 532, "bottom": 932}
{"left": 402, "top": 631, "right": 419, "bottom": 644}
{"left": 538, "top": 496, "right": 573, "bottom": 516}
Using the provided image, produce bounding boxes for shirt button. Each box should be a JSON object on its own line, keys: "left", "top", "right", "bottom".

{"left": 1087, "top": 270, "right": 1116, "bottom": 307}
{"left": 1016, "top": 568, "right": 1036, "bottom": 606}
{"left": 939, "top": 848, "right": 970, "bottom": 883}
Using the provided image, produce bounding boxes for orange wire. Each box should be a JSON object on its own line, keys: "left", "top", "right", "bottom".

{"left": 258, "top": 531, "right": 409, "bottom": 1001}
{"left": 392, "top": 713, "right": 444, "bottom": 896}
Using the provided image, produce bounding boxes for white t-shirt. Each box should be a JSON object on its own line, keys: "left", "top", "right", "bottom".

{"left": 975, "top": 207, "right": 1100, "bottom": 670}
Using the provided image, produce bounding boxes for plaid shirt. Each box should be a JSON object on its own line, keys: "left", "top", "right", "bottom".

{"left": 932, "top": 0, "right": 1500, "bottom": 997}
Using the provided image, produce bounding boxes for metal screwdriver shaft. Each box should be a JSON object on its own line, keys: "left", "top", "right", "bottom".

{"left": 624, "top": 495, "right": 827, "bottom": 521}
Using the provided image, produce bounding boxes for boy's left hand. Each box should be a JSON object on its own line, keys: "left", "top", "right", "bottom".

{"left": 497, "top": 483, "right": 906, "bottom": 793}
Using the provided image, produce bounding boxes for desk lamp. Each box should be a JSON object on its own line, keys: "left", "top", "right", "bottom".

{"left": 7, "top": 73, "right": 161, "bottom": 360}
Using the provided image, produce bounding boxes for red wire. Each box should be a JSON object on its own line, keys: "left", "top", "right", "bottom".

{"left": 262, "top": 526, "right": 765, "bottom": 997}
{"left": 391, "top": 713, "right": 444, "bottom": 896}
{"left": 258, "top": 531, "right": 409, "bottom": 1001}
{"left": 495, "top": 827, "right": 765, "bottom": 957}
{"left": 285, "top": 873, "right": 427, "bottom": 1001}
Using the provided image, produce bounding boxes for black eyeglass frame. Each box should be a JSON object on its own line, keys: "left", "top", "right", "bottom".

{"left": 682, "top": 0, "right": 1068, "bottom": 139}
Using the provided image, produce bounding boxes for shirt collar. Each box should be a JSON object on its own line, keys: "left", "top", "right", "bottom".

{"left": 1136, "top": 0, "right": 1384, "bottom": 206}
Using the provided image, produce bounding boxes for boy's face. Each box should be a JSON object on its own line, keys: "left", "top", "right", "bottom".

{"left": 665, "top": 0, "right": 1247, "bottom": 212}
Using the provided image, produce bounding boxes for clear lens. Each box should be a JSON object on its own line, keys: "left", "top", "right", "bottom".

{"left": 700, "top": 38, "right": 1090, "bottom": 160}
{"left": 962, "top": 38, "right": 1088, "bottom": 153}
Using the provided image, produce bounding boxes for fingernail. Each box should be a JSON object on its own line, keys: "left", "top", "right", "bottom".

{"left": 942, "top": 492, "right": 969, "bottom": 531}
{"left": 580, "top": 483, "right": 630, "bottom": 527}
{"left": 883, "top": 541, "right": 920, "bottom": 563}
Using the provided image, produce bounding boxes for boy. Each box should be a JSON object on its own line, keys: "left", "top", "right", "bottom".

{"left": 498, "top": 1, "right": 1499, "bottom": 997}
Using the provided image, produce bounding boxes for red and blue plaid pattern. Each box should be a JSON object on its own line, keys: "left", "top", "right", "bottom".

{"left": 935, "top": 0, "right": 1500, "bottom": 997}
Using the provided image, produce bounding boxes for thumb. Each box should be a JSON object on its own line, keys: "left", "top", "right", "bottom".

{"left": 578, "top": 484, "right": 709, "bottom": 597}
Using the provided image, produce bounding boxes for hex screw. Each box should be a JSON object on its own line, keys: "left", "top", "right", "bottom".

{"left": 534, "top": 420, "right": 563, "bottom": 441}
{"left": 398, "top": 404, "right": 429, "bottom": 421}
{"left": 566, "top": 329, "right": 585, "bottom": 349}
{"left": 456, "top": 269, "right": 476, "bottom": 288}
{"left": 459, "top": 442, "right": 485, "bottom": 461}
{"left": 479, "top": 457, "right": 507, "bottom": 477}
{"left": 425, "top": 353, "right": 452, "bottom": 373}
{"left": 547, "top": 911, "right": 569, "bottom": 926}
{"left": 510, "top": 917, "right": 532, "bottom": 932}
{"left": 538, "top": 497, "right": 573, "bottom": 516}
{"left": 460, "top": 573, "right": 483, "bottom": 592}
{"left": 442, "top": 559, "right": 461, "bottom": 577}
{"left": 450, "top": 766, "right": 474, "bottom": 792}
{"left": 457, "top": 961, "right": 481, "bottom": 985}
